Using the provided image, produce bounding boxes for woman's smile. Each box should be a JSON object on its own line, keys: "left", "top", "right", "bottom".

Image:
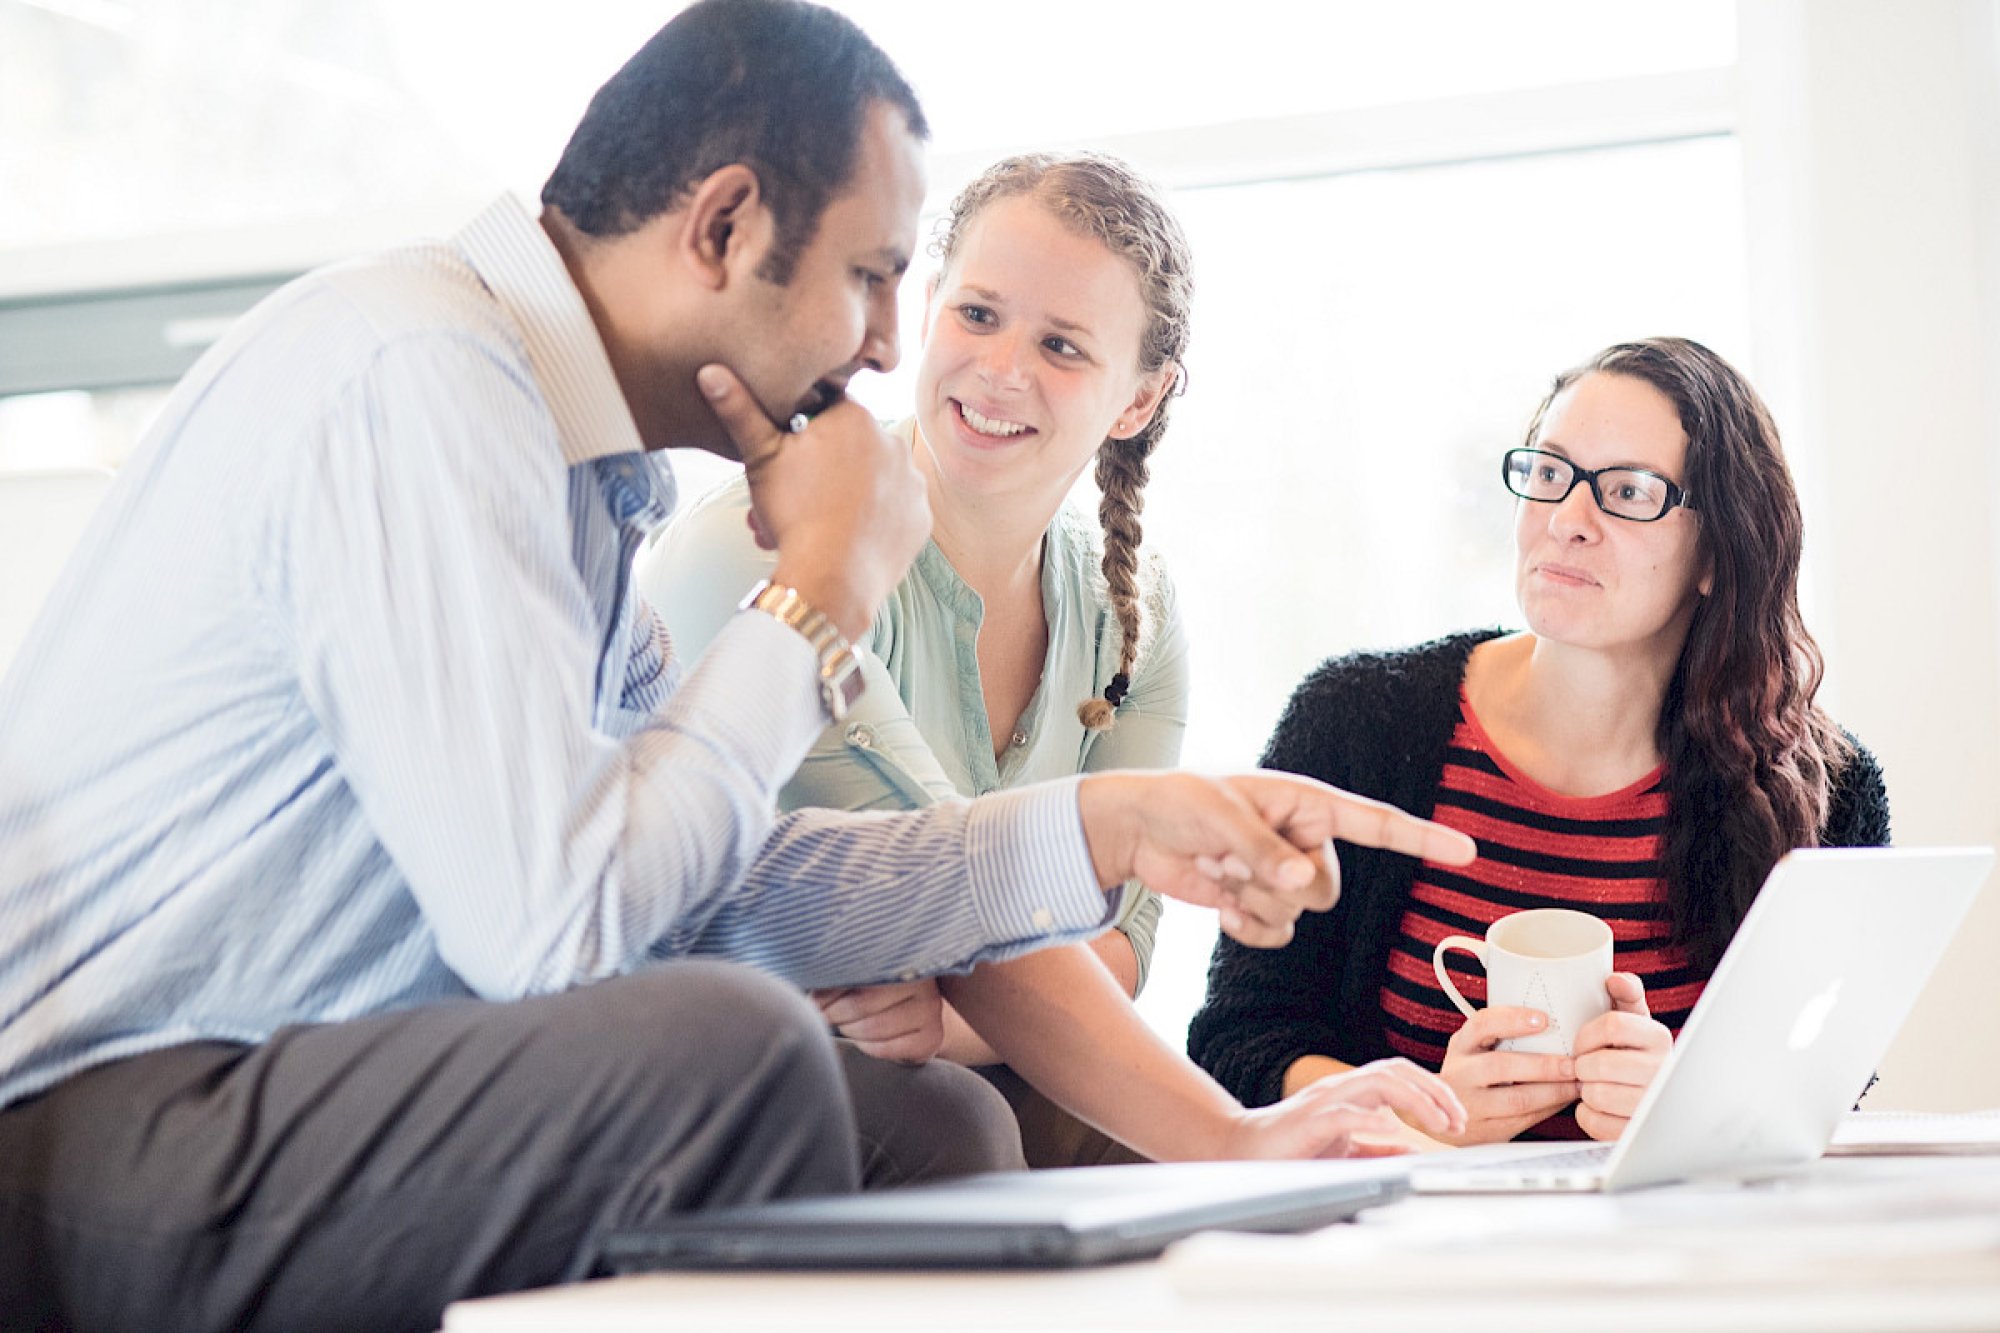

{"left": 951, "top": 397, "right": 1037, "bottom": 444}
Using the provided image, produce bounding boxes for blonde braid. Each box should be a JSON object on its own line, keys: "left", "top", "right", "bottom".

{"left": 1077, "top": 402, "right": 1173, "bottom": 729}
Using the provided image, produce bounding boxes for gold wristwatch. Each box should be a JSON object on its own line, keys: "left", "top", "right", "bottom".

{"left": 740, "top": 579, "right": 866, "bottom": 723}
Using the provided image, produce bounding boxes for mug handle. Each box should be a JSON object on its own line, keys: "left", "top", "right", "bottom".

{"left": 1432, "top": 935, "right": 1485, "bottom": 1019}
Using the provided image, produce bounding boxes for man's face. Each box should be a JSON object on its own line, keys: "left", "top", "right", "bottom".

{"left": 713, "top": 101, "right": 927, "bottom": 447}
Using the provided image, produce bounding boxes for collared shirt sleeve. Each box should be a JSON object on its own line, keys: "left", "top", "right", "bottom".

{"left": 635, "top": 479, "right": 1115, "bottom": 983}
{"left": 279, "top": 332, "right": 825, "bottom": 999}
{"left": 283, "top": 333, "right": 1111, "bottom": 999}
{"left": 680, "top": 777, "right": 1117, "bottom": 987}
{"left": 639, "top": 477, "right": 961, "bottom": 813}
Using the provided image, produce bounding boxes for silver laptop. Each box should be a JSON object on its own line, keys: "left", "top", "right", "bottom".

{"left": 599, "top": 1160, "right": 1407, "bottom": 1271}
{"left": 1409, "top": 846, "right": 1993, "bottom": 1194}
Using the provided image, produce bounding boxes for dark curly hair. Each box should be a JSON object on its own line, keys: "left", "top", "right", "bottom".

{"left": 1524, "top": 338, "right": 1853, "bottom": 970}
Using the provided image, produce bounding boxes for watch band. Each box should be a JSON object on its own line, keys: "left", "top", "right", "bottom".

{"left": 739, "top": 579, "right": 866, "bottom": 722}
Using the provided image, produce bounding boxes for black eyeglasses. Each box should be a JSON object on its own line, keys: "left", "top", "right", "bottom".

{"left": 1502, "top": 448, "right": 1695, "bottom": 523}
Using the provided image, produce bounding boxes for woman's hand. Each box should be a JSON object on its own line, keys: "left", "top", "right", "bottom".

{"left": 811, "top": 980, "right": 944, "bottom": 1065}
{"left": 1433, "top": 1007, "right": 1580, "bottom": 1145}
{"left": 1573, "top": 973, "right": 1673, "bottom": 1141}
{"left": 1221, "top": 1058, "right": 1466, "bottom": 1159}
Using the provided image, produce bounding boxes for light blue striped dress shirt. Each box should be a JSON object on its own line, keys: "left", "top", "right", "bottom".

{"left": 0, "top": 195, "right": 1114, "bottom": 1112}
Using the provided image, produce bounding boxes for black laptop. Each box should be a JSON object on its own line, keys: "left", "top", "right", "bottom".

{"left": 599, "top": 1161, "right": 1407, "bottom": 1272}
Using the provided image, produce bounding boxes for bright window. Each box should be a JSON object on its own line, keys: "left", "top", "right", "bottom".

{"left": 1129, "top": 137, "right": 1749, "bottom": 1042}
{"left": 2, "top": 0, "right": 1746, "bottom": 1052}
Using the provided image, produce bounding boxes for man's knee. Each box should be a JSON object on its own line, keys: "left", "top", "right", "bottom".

{"left": 577, "top": 962, "right": 824, "bottom": 1055}
{"left": 551, "top": 962, "right": 842, "bottom": 1113}
{"left": 514, "top": 963, "right": 859, "bottom": 1228}
{"left": 839, "top": 1043, "right": 1026, "bottom": 1189}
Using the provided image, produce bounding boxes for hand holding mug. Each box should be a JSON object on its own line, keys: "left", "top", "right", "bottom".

{"left": 1427, "top": 907, "right": 1612, "bottom": 1143}
{"left": 1432, "top": 908, "right": 1614, "bottom": 1055}
{"left": 1572, "top": 972, "right": 1673, "bottom": 1141}
{"left": 1433, "top": 1008, "right": 1581, "bottom": 1145}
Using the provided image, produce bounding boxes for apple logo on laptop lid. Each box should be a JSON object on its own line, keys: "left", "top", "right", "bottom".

{"left": 1788, "top": 979, "right": 1843, "bottom": 1052}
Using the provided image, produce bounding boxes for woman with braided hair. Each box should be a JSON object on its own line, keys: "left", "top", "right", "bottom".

{"left": 639, "top": 153, "right": 1458, "bottom": 1167}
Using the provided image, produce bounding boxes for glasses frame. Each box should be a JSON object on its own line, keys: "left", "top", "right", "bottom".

{"left": 1501, "top": 447, "right": 1695, "bottom": 523}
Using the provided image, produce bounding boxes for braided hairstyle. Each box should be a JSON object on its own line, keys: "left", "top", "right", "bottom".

{"left": 933, "top": 154, "right": 1194, "bottom": 731}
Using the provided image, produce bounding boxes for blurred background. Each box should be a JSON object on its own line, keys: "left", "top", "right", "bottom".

{"left": 3, "top": 0, "right": 1994, "bottom": 1107}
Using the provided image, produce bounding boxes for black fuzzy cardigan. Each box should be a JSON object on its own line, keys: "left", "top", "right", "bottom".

{"left": 1186, "top": 628, "right": 1893, "bottom": 1109}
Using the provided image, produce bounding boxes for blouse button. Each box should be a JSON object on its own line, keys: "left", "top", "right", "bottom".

{"left": 845, "top": 723, "right": 876, "bottom": 749}
{"left": 1010, "top": 728, "right": 1029, "bottom": 749}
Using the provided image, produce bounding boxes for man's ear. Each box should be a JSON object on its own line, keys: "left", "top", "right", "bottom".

{"left": 678, "top": 163, "right": 766, "bottom": 291}
{"left": 1108, "top": 362, "right": 1176, "bottom": 441}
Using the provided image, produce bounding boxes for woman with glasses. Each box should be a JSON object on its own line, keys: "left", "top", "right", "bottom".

{"left": 641, "top": 153, "right": 1467, "bottom": 1168}
{"left": 1189, "top": 337, "right": 1889, "bottom": 1146}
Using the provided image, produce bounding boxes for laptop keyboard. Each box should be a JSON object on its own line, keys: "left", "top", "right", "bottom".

{"left": 1493, "top": 1143, "right": 1615, "bottom": 1172}
{"left": 1407, "top": 1141, "right": 1616, "bottom": 1193}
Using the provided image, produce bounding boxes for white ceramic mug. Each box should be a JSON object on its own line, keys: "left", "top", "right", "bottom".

{"left": 1431, "top": 908, "right": 1614, "bottom": 1056}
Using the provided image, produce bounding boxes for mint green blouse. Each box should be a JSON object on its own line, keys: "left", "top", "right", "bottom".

{"left": 636, "top": 431, "right": 1186, "bottom": 988}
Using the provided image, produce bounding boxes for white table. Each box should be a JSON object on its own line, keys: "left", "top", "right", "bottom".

{"left": 443, "top": 1155, "right": 2000, "bottom": 1332}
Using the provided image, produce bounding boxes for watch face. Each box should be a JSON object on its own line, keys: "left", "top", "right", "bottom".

{"left": 744, "top": 580, "right": 864, "bottom": 722}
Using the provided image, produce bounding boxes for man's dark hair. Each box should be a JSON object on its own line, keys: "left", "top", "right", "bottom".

{"left": 541, "top": 0, "right": 928, "bottom": 285}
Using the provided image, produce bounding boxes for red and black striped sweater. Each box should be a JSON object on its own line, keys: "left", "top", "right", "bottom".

{"left": 1188, "top": 628, "right": 1891, "bottom": 1113}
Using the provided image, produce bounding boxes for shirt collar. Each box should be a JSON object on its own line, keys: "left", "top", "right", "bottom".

{"left": 456, "top": 194, "right": 645, "bottom": 467}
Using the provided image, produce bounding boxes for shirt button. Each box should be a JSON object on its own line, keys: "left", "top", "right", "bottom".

{"left": 898, "top": 970, "right": 918, "bottom": 983}
{"left": 845, "top": 723, "right": 876, "bottom": 749}
{"left": 1031, "top": 907, "right": 1054, "bottom": 931}
{"left": 1010, "top": 729, "right": 1029, "bottom": 749}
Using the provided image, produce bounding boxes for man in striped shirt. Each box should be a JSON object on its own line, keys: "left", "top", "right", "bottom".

{"left": 0, "top": 3, "right": 1468, "bottom": 1329}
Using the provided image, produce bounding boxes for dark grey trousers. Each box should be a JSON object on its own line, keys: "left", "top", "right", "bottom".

{"left": 0, "top": 961, "right": 1023, "bottom": 1333}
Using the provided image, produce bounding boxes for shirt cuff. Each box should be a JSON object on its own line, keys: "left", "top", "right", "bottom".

{"left": 965, "top": 775, "right": 1117, "bottom": 947}
{"left": 661, "top": 608, "right": 827, "bottom": 785}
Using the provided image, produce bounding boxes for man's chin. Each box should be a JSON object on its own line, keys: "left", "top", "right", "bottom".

{"left": 650, "top": 400, "right": 744, "bottom": 460}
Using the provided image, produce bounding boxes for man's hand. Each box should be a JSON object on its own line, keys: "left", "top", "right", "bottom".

{"left": 1076, "top": 771, "right": 1477, "bottom": 947}
{"left": 1432, "top": 1007, "right": 1580, "bottom": 1145}
{"left": 811, "top": 979, "right": 945, "bottom": 1065}
{"left": 1223, "top": 1058, "right": 1467, "bottom": 1159}
{"left": 696, "top": 363, "right": 928, "bottom": 641}
{"left": 1573, "top": 973, "right": 1672, "bottom": 1141}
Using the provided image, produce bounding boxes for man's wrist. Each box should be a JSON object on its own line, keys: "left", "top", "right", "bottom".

{"left": 739, "top": 579, "right": 865, "bottom": 723}
{"left": 1074, "top": 773, "right": 1137, "bottom": 890}
{"left": 767, "top": 561, "right": 871, "bottom": 643}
